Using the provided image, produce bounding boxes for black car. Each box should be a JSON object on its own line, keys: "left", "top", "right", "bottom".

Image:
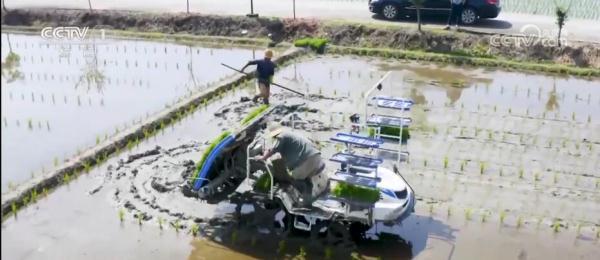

{"left": 368, "top": 0, "right": 501, "bottom": 25}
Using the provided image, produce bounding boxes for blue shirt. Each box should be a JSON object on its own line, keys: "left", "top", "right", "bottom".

{"left": 248, "top": 59, "right": 275, "bottom": 84}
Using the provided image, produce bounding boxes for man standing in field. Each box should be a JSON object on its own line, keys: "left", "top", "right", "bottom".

{"left": 444, "top": 0, "right": 465, "bottom": 30}
{"left": 241, "top": 49, "right": 276, "bottom": 105}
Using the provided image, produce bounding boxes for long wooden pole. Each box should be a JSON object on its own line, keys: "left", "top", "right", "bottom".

{"left": 221, "top": 63, "right": 305, "bottom": 96}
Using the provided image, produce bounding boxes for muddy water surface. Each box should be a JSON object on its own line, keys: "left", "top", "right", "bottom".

{"left": 1, "top": 33, "right": 261, "bottom": 189}
{"left": 2, "top": 54, "right": 599, "bottom": 259}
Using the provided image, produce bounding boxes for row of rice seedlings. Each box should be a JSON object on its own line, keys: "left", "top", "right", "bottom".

{"left": 9, "top": 187, "right": 50, "bottom": 218}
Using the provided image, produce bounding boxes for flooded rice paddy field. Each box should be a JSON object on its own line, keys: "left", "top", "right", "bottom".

{"left": 2, "top": 53, "right": 600, "bottom": 259}
{"left": 1, "top": 33, "right": 262, "bottom": 189}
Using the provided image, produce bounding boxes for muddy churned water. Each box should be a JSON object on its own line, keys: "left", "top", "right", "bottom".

{"left": 1, "top": 33, "right": 260, "bottom": 189}
{"left": 2, "top": 52, "right": 600, "bottom": 260}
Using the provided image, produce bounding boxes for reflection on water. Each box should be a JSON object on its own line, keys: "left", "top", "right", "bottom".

{"left": 277, "top": 56, "right": 599, "bottom": 123}
{"left": 546, "top": 82, "right": 559, "bottom": 111}
{"left": 0, "top": 33, "right": 259, "bottom": 188}
{"left": 185, "top": 213, "right": 463, "bottom": 259}
{"left": 1, "top": 34, "right": 24, "bottom": 83}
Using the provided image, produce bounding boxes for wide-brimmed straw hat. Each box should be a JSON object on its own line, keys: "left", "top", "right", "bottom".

{"left": 267, "top": 125, "right": 284, "bottom": 138}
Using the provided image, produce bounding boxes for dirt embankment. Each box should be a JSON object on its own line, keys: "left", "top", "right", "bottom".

{"left": 2, "top": 8, "right": 599, "bottom": 69}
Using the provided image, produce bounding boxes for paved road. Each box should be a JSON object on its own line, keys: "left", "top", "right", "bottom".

{"left": 4, "top": 0, "right": 600, "bottom": 43}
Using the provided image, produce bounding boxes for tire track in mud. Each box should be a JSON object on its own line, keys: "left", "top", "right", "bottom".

{"left": 95, "top": 95, "right": 348, "bottom": 231}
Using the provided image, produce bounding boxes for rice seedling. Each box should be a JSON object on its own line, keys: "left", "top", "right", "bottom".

{"left": 488, "top": 131, "right": 493, "bottom": 140}
{"left": 11, "top": 202, "right": 17, "bottom": 218}
{"left": 297, "top": 246, "right": 307, "bottom": 258}
{"left": 173, "top": 219, "right": 181, "bottom": 233}
{"left": 190, "top": 223, "right": 199, "bottom": 236}
{"left": 43, "top": 188, "right": 49, "bottom": 197}
{"left": 429, "top": 204, "right": 434, "bottom": 214}
{"left": 508, "top": 108, "right": 512, "bottom": 114}
{"left": 481, "top": 212, "right": 488, "bottom": 223}
{"left": 83, "top": 161, "right": 91, "bottom": 173}
{"left": 516, "top": 216, "right": 523, "bottom": 229}
{"left": 576, "top": 223, "right": 582, "bottom": 236}
{"left": 27, "top": 118, "right": 33, "bottom": 130}
{"left": 460, "top": 161, "right": 466, "bottom": 172}
{"left": 465, "top": 208, "right": 472, "bottom": 221}
{"left": 443, "top": 156, "right": 449, "bottom": 169}
{"left": 30, "top": 189, "right": 38, "bottom": 203}
{"left": 588, "top": 115, "right": 591, "bottom": 124}
{"left": 158, "top": 216, "right": 164, "bottom": 229}
{"left": 424, "top": 159, "right": 428, "bottom": 168}
{"left": 23, "top": 195, "right": 30, "bottom": 206}
{"left": 499, "top": 210, "right": 506, "bottom": 224}
{"left": 534, "top": 172, "right": 540, "bottom": 182}
{"left": 324, "top": 247, "right": 333, "bottom": 260}
{"left": 96, "top": 135, "right": 100, "bottom": 145}
{"left": 571, "top": 112, "right": 575, "bottom": 121}
{"left": 518, "top": 168, "right": 524, "bottom": 179}
{"left": 552, "top": 219, "right": 560, "bottom": 233}
{"left": 480, "top": 162, "right": 485, "bottom": 175}
{"left": 277, "top": 240, "right": 286, "bottom": 255}
{"left": 447, "top": 206, "right": 452, "bottom": 217}
{"left": 137, "top": 212, "right": 144, "bottom": 226}
{"left": 499, "top": 167, "right": 503, "bottom": 177}
{"left": 118, "top": 208, "right": 125, "bottom": 222}
{"left": 63, "top": 173, "right": 71, "bottom": 184}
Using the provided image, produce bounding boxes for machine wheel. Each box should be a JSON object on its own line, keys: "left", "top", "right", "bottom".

{"left": 381, "top": 4, "right": 399, "bottom": 20}
{"left": 349, "top": 222, "right": 370, "bottom": 242}
{"left": 325, "top": 222, "right": 353, "bottom": 247}
{"left": 461, "top": 7, "right": 478, "bottom": 25}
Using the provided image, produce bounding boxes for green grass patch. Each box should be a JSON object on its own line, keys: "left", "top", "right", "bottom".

{"left": 332, "top": 182, "right": 380, "bottom": 204}
{"left": 368, "top": 126, "right": 410, "bottom": 143}
{"left": 241, "top": 104, "right": 269, "bottom": 125}
{"left": 294, "top": 37, "right": 328, "bottom": 53}
{"left": 192, "top": 131, "right": 232, "bottom": 182}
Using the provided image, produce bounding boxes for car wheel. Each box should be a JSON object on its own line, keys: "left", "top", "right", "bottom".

{"left": 461, "top": 7, "right": 478, "bottom": 25}
{"left": 381, "top": 4, "right": 399, "bottom": 20}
